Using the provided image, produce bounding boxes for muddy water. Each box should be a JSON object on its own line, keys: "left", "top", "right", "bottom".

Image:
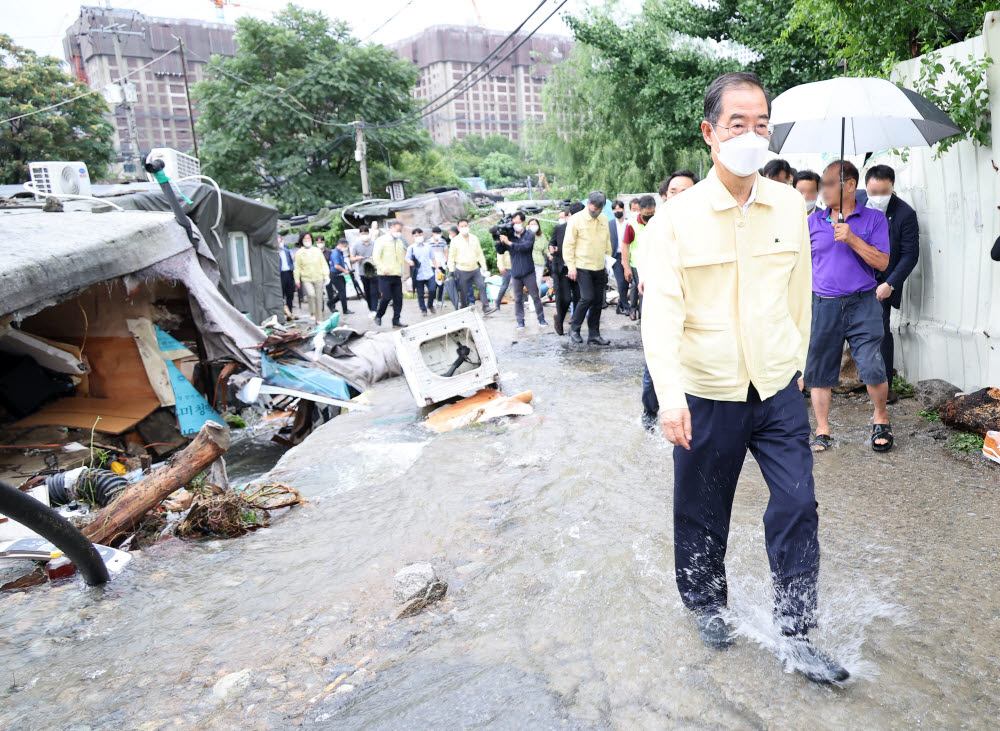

{"left": 1, "top": 310, "right": 998, "bottom": 729}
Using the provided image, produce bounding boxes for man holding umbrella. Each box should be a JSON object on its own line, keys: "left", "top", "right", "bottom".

{"left": 642, "top": 71, "right": 848, "bottom": 684}
{"left": 805, "top": 161, "right": 892, "bottom": 453}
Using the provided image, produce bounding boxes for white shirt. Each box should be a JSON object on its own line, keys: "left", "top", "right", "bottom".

{"left": 740, "top": 176, "right": 759, "bottom": 216}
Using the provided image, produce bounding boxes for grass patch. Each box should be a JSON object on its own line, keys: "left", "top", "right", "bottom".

{"left": 918, "top": 408, "right": 941, "bottom": 423}
{"left": 947, "top": 432, "right": 985, "bottom": 452}
{"left": 892, "top": 374, "right": 915, "bottom": 398}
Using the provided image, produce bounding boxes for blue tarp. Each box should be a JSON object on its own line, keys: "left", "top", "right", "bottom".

{"left": 261, "top": 354, "right": 351, "bottom": 401}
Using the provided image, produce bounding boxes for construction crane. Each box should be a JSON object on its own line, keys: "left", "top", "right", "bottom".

{"left": 208, "top": 0, "right": 271, "bottom": 22}
{"left": 469, "top": 0, "right": 485, "bottom": 26}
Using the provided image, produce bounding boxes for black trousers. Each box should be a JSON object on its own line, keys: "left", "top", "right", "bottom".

{"left": 673, "top": 376, "right": 819, "bottom": 634}
{"left": 360, "top": 275, "right": 379, "bottom": 312}
{"left": 553, "top": 269, "right": 579, "bottom": 327}
{"left": 612, "top": 254, "right": 629, "bottom": 310}
{"left": 280, "top": 270, "right": 295, "bottom": 311}
{"left": 376, "top": 275, "right": 403, "bottom": 323}
{"left": 881, "top": 299, "right": 894, "bottom": 384}
{"left": 570, "top": 267, "right": 607, "bottom": 334}
{"left": 329, "top": 275, "right": 349, "bottom": 313}
{"left": 415, "top": 277, "right": 437, "bottom": 311}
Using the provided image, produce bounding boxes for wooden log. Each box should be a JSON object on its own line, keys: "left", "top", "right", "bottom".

{"left": 83, "top": 420, "right": 230, "bottom": 545}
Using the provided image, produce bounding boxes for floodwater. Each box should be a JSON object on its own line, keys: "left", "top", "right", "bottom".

{"left": 1, "top": 305, "right": 998, "bottom": 729}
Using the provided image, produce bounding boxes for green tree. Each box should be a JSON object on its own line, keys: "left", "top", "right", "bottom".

{"left": 535, "top": 0, "right": 836, "bottom": 195}
{"left": 443, "top": 133, "right": 533, "bottom": 181}
{"left": 193, "top": 4, "right": 428, "bottom": 212}
{"left": 788, "top": 0, "right": 992, "bottom": 76}
{"left": 376, "top": 147, "right": 465, "bottom": 193}
{"left": 0, "top": 34, "right": 114, "bottom": 184}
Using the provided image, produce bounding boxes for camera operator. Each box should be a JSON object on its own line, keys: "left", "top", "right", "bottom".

{"left": 549, "top": 202, "right": 584, "bottom": 335}
{"left": 496, "top": 211, "right": 547, "bottom": 329}
{"left": 564, "top": 191, "right": 613, "bottom": 345}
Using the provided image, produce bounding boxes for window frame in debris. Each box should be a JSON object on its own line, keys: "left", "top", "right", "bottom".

{"left": 227, "top": 230, "right": 252, "bottom": 284}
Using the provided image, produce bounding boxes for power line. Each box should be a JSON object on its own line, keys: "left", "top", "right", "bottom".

{"left": 363, "top": 0, "right": 418, "bottom": 41}
{"left": 367, "top": 0, "right": 570, "bottom": 130}
{"left": 410, "top": 0, "right": 547, "bottom": 116}
{"left": 0, "top": 45, "right": 180, "bottom": 126}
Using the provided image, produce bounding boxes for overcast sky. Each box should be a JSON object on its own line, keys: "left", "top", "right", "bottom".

{"left": 5, "top": 0, "right": 641, "bottom": 61}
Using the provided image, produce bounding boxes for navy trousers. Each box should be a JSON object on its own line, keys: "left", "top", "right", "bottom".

{"left": 641, "top": 364, "right": 658, "bottom": 415}
{"left": 673, "top": 376, "right": 820, "bottom": 634}
{"left": 881, "top": 299, "right": 894, "bottom": 384}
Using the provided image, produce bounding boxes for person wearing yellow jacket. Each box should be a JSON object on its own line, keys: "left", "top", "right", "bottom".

{"left": 447, "top": 219, "right": 495, "bottom": 313}
{"left": 372, "top": 220, "right": 408, "bottom": 327}
{"left": 563, "top": 191, "right": 612, "bottom": 344}
{"left": 641, "top": 71, "right": 848, "bottom": 685}
{"left": 292, "top": 232, "right": 329, "bottom": 322}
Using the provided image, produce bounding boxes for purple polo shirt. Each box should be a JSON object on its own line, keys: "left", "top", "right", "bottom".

{"left": 808, "top": 203, "right": 890, "bottom": 297}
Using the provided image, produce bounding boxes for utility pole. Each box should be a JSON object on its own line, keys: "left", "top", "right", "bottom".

{"left": 350, "top": 119, "right": 371, "bottom": 198}
{"left": 172, "top": 35, "right": 199, "bottom": 159}
{"left": 87, "top": 22, "right": 144, "bottom": 176}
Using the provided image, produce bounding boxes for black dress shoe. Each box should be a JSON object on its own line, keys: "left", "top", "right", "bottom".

{"left": 392, "top": 321, "right": 407, "bottom": 329}
{"left": 343, "top": 310, "right": 355, "bottom": 315}
{"left": 374, "top": 316, "right": 382, "bottom": 326}
{"left": 588, "top": 334, "right": 610, "bottom": 346}
{"left": 569, "top": 329, "right": 583, "bottom": 344}
{"left": 783, "top": 635, "right": 850, "bottom": 684}
{"left": 697, "top": 612, "right": 735, "bottom": 650}
{"left": 554, "top": 319, "right": 564, "bottom": 336}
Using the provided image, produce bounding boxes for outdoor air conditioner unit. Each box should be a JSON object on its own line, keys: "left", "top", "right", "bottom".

{"left": 28, "top": 161, "right": 91, "bottom": 199}
{"left": 144, "top": 147, "right": 201, "bottom": 183}
{"left": 394, "top": 308, "right": 501, "bottom": 407}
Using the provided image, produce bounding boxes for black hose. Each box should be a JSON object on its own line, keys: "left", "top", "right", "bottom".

{"left": 47, "top": 469, "right": 126, "bottom": 508}
{"left": 0, "top": 480, "right": 109, "bottom": 585}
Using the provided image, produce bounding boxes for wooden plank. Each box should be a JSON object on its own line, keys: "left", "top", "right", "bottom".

{"left": 60, "top": 337, "right": 159, "bottom": 401}
{"left": 12, "top": 397, "right": 160, "bottom": 435}
{"left": 126, "top": 318, "right": 175, "bottom": 407}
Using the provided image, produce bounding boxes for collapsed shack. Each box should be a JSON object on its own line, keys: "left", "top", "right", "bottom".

{"left": 112, "top": 182, "right": 283, "bottom": 325}
{"left": 0, "top": 205, "right": 269, "bottom": 496}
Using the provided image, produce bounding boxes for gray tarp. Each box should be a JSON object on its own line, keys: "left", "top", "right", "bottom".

{"left": 0, "top": 207, "right": 264, "bottom": 370}
{"left": 316, "top": 330, "right": 402, "bottom": 391}
{"left": 116, "top": 182, "right": 282, "bottom": 325}
{"left": 0, "top": 209, "right": 192, "bottom": 319}
{"left": 346, "top": 190, "right": 470, "bottom": 231}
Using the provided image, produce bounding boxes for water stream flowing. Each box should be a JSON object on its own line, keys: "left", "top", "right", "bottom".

{"left": 1, "top": 314, "right": 997, "bottom": 729}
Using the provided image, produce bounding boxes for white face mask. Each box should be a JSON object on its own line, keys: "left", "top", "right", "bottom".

{"left": 413, "top": 236, "right": 424, "bottom": 244}
{"left": 361, "top": 234, "right": 370, "bottom": 242}
{"left": 459, "top": 227, "right": 469, "bottom": 235}
{"left": 867, "top": 194, "right": 891, "bottom": 212}
{"left": 712, "top": 128, "right": 770, "bottom": 178}
{"left": 392, "top": 229, "right": 402, "bottom": 238}
{"left": 513, "top": 223, "right": 524, "bottom": 233}
{"left": 804, "top": 198, "right": 817, "bottom": 212}
{"left": 431, "top": 234, "right": 440, "bottom": 241}
{"left": 528, "top": 224, "right": 539, "bottom": 233}
{"left": 303, "top": 240, "right": 313, "bottom": 247}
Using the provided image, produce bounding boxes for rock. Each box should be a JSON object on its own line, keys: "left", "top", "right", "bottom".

{"left": 425, "top": 580, "right": 448, "bottom": 603}
{"left": 392, "top": 562, "right": 437, "bottom": 603}
{"left": 396, "top": 597, "right": 427, "bottom": 619}
{"left": 42, "top": 196, "right": 64, "bottom": 212}
{"left": 939, "top": 387, "right": 1000, "bottom": 437}
{"left": 833, "top": 347, "right": 864, "bottom": 394}
{"left": 212, "top": 669, "right": 252, "bottom": 702}
{"left": 915, "top": 379, "right": 961, "bottom": 411}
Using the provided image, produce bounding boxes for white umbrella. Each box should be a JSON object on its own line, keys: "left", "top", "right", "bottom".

{"left": 768, "top": 76, "right": 961, "bottom": 218}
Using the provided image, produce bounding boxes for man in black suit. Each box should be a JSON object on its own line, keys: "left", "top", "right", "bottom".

{"left": 608, "top": 199, "right": 631, "bottom": 315}
{"left": 864, "top": 164, "right": 919, "bottom": 400}
{"left": 548, "top": 202, "right": 584, "bottom": 335}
